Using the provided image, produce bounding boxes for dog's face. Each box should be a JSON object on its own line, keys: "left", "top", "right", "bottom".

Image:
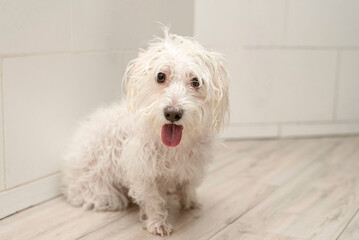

{"left": 123, "top": 33, "right": 229, "bottom": 147}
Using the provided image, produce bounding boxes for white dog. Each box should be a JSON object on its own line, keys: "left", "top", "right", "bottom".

{"left": 62, "top": 30, "right": 229, "bottom": 236}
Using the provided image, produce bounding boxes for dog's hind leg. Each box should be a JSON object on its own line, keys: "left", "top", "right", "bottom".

{"left": 65, "top": 177, "right": 129, "bottom": 211}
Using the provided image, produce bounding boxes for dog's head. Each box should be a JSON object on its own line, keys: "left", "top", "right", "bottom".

{"left": 122, "top": 30, "right": 229, "bottom": 147}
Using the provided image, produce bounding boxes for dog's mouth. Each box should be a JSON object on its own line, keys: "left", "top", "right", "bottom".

{"left": 161, "top": 124, "right": 183, "bottom": 147}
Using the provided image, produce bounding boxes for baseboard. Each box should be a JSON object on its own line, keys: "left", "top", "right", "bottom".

{"left": 222, "top": 124, "right": 279, "bottom": 139}
{"left": 222, "top": 122, "right": 359, "bottom": 139}
{"left": 0, "top": 173, "right": 62, "bottom": 219}
{"left": 280, "top": 122, "right": 359, "bottom": 137}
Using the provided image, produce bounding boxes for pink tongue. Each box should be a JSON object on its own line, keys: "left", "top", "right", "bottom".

{"left": 161, "top": 124, "right": 182, "bottom": 147}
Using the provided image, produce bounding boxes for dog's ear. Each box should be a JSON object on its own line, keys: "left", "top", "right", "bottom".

{"left": 122, "top": 51, "right": 143, "bottom": 95}
{"left": 207, "top": 52, "right": 229, "bottom": 133}
{"left": 122, "top": 52, "right": 143, "bottom": 113}
{"left": 122, "top": 59, "right": 135, "bottom": 96}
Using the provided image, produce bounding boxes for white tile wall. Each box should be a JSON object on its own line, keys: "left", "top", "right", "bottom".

{"left": 3, "top": 52, "right": 123, "bottom": 188}
{"left": 195, "top": 0, "right": 359, "bottom": 140}
{"left": 286, "top": 0, "right": 359, "bottom": 47}
{"left": 0, "top": 0, "right": 70, "bottom": 55}
{"left": 228, "top": 49, "right": 337, "bottom": 123}
{"left": 194, "top": 0, "right": 286, "bottom": 47}
{"left": 337, "top": 51, "right": 359, "bottom": 120}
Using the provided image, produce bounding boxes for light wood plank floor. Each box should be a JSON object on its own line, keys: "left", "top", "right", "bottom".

{"left": 1, "top": 136, "right": 359, "bottom": 240}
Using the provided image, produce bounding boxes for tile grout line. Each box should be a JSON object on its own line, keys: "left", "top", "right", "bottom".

{"left": 282, "top": 0, "right": 289, "bottom": 45}
{"left": 242, "top": 45, "right": 359, "bottom": 50}
{"left": 0, "top": 48, "right": 139, "bottom": 59}
{"left": 206, "top": 140, "right": 342, "bottom": 240}
{"left": 69, "top": 0, "right": 73, "bottom": 52}
{"left": 4, "top": 171, "right": 61, "bottom": 191}
{"left": 0, "top": 51, "right": 73, "bottom": 58}
{"left": 335, "top": 206, "right": 359, "bottom": 240}
{"left": 333, "top": 50, "right": 341, "bottom": 120}
{"left": 0, "top": 57, "right": 5, "bottom": 189}
{"left": 229, "top": 119, "right": 359, "bottom": 126}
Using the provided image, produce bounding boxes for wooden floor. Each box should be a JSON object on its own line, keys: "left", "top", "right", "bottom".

{"left": 1, "top": 136, "right": 359, "bottom": 240}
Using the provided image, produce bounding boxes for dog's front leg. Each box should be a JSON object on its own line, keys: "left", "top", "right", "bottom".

{"left": 177, "top": 181, "right": 201, "bottom": 210}
{"left": 131, "top": 181, "right": 172, "bottom": 236}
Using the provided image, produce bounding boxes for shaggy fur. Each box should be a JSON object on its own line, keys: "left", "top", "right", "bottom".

{"left": 62, "top": 30, "right": 229, "bottom": 236}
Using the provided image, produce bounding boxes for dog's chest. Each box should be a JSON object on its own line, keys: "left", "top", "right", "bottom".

{"left": 159, "top": 149, "right": 202, "bottom": 182}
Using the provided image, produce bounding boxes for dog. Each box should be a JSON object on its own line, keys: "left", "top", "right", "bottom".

{"left": 62, "top": 29, "right": 229, "bottom": 236}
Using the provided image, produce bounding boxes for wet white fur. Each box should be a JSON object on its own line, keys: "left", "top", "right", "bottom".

{"left": 62, "top": 30, "right": 229, "bottom": 236}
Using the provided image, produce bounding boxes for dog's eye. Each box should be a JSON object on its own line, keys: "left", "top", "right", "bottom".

{"left": 157, "top": 72, "right": 166, "bottom": 83}
{"left": 191, "top": 77, "right": 200, "bottom": 88}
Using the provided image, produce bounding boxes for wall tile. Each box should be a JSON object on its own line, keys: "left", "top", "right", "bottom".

{"left": 162, "top": 0, "right": 193, "bottom": 36}
{"left": 0, "top": 0, "right": 70, "bottom": 55}
{"left": 226, "top": 49, "right": 337, "bottom": 123}
{"left": 286, "top": 0, "right": 359, "bottom": 46}
{"left": 72, "top": 0, "right": 162, "bottom": 51}
{"left": 337, "top": 51, "right": 359, "bottom": 120}
{"left": 194, "top": 0, "right": 286, "bottom": 47}
{"left": 3, "top": 52, "right": 123, "bottom": 188}
{"left": 72, "top": 0, "right": 193, "bottom": 51}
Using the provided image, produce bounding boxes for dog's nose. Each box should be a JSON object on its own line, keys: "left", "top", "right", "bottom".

{"left": 164, "top": 107, "right": 183, "bottom": 122}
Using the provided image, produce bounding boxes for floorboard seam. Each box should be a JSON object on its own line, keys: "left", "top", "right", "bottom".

{"left": 75, "top": 208, "right": 137, "bottom": 240}
{"left": 335, "top": 206, "right": 359, "bottom": 240}
{"left": 0, "top": 195, "right": 62, "bottom": 221}
{"left": 204, "top": 197, "right": 267, "bottom": 240}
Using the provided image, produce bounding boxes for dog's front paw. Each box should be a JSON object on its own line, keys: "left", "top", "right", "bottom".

{"left": 146, "top": 221, "right": 173, "bottom": 236}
